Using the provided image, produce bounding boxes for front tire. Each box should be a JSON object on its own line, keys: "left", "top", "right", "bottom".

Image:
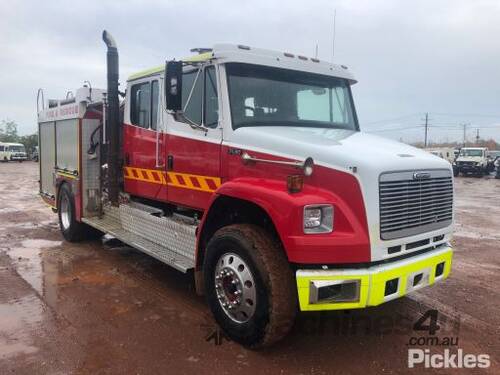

{"left": 203, "top": 224, "right": 297, "bottom": 348}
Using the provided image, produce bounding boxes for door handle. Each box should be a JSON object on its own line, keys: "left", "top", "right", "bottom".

{"left": 167, "top": 155, "right": 174, "bottom": 170}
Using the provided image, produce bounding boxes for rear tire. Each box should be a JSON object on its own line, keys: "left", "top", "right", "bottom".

{"left": 203, "top": 224, "right": 297, "bottom": 348}
{"left": 58, "top": 183, "right": 102, "bottom": 242}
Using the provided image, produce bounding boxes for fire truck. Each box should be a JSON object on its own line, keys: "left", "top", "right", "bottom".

{"left": 37, "top": 31, "right": 454, "bottom": 348}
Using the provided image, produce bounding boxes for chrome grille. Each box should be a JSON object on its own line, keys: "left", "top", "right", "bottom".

{"left": 379, "top": 170, "right": 453, "bottom": 240}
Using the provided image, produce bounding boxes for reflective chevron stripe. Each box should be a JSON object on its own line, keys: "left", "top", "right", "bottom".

{"left": 123, "top": 167, "right": 221, "bottom": 193}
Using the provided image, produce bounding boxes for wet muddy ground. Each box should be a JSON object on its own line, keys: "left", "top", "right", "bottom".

{"left": 0, "top": 162, "right": 499, "bottom": 374}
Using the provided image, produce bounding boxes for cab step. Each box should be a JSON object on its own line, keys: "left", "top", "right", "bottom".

{"left": 82, "top": 203, "right": 196, "bottom": 272}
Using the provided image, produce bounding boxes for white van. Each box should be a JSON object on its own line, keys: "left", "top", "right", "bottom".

{"left": 425, "top": 148, "right": 455, "bottom": 163}
{"left": 0, "top": 142, "right": 28, "bottom": 162}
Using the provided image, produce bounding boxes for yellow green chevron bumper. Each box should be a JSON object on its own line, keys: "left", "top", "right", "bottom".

{"left": 296, "top": 246, "right": 453, "bottom": 311}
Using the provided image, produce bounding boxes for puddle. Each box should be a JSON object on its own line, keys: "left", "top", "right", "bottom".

{"left": 0, "top": 295, "right": 43, "bottom": 359}
{"left": 5, "top": 239, "right": 62, "bottom": 295}
{"left": 0, "top": 340, "right": 38, "bottom": 359}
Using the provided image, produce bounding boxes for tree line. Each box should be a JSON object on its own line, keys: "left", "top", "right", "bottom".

{"left": 0, "top": 120, "right": 38, "bottom": 154}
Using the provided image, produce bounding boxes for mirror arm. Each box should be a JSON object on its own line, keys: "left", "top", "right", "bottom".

{"left": 171, "top": 111, "right": 208, "bottom": 133}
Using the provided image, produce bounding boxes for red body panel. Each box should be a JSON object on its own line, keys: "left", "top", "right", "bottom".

{"left": 166, "top": 134, "right": 221, "bottom": 210}
{"left": 216, "top": 146, "right": 371, "bottom": 263}
{"left": 122, "top": 125, "right": 370, "bottom": 264}
{"left": 123, "top": 124, "right": 167, "bottom": 202}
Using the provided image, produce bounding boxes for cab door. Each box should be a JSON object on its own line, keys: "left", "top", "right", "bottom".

{"left": 123, "top": 77, "right": 167, "bottom": 201}
{"left": 165, "top": 65, "right": 221, "bottom": 210}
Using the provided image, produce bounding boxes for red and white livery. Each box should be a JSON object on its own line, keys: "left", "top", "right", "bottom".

{"left": 37, "top": 32, "right": 454, "bottom": 348}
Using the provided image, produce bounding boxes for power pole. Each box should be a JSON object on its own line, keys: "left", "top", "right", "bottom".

{"left": 462, "top": 123, "right": 468, "bottom": 147}
{"left": 475, "top": 128, "right": 480, "bottom": 145}
{"left": 423, "top": 113, "right": 429, "bottom": 147}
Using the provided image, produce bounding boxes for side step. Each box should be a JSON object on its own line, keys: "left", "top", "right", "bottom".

{"left": 82, "top": 203, "right": 196, "bottom": 273}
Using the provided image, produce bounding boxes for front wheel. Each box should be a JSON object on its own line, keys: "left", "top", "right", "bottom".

{"left": 203, "top": 224, "right": 297, "bottom": 348}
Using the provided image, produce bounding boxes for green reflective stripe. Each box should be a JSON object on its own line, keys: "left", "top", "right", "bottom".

{"left": 127, "top": 52, "right": 213, "bottom": 81}
{"left": 185, "top": 52, "right": 213, "bottom": 62}
{"left": 128, "top": 66, "right": 164, "bottom": 81}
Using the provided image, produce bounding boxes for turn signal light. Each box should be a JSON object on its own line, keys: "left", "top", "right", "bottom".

{"left": 287, "top": 175, "right": 303, "bottom": 193}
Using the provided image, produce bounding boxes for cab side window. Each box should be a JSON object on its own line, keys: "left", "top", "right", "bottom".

{"left": 0, "top": 145, "right": 4, "bottom": 152}
{"left": 181, "top": 67, "right": 218, "bottom": 127}
{"left": 204, "top": 66, "right": 218, "bottom": 127}
{"left": 151, "top": 81, "right": 159, "bottom": 130}
{"left": 182, "top": 70, "right": 203, "bottom": 125}
{"left": 130, "top": 80, "right": 159, "bottom": 130}
{"left": 131, "top": 82, "right": 150, "bottom": 128}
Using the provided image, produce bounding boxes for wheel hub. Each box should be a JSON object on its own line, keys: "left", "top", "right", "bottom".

{"left": 60, "top": 194, "right": 71, "bottom": 230}
{"left": 214, "top": 253, "right": 256, "bottom": 323}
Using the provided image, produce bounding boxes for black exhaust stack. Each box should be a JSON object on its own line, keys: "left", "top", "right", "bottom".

{"left": 102, "top": 30, "right": 120, "bottom": 205}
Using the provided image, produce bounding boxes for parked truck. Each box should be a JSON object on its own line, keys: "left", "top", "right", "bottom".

{"left": 453, "top": 147, "right": 492, "bottom": 176}
{"left": 37, "top": 31, "right": 454, "bottom": 348}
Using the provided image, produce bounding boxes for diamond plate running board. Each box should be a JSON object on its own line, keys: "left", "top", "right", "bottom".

{"left": 82, "top": 204, "right": 196, "bottom": 273}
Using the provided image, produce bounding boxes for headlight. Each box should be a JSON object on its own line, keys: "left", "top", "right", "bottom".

{"left": 303, "top": 205, "right": 334, "bottom": 234}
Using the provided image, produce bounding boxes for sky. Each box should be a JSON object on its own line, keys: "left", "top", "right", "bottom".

{"left": 1, "top": 0, "right": 499, "bottom": 144}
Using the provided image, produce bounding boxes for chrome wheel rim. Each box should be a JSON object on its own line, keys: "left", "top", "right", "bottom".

{"left": 214, "top": 252, "right": 256, "bottom": 323}
{"left": 60, "top": 194, "right": 71, "bottom": 230}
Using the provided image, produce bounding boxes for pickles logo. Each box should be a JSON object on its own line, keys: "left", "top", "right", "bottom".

{"left": 408, "top": 310, "right": 490, "bottom": 369}
{"left": 408, "top": 349, "right": 490, "bottom": 369}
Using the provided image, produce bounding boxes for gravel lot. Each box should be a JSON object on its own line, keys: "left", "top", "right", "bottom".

{"left": 0, "top": 162, "right": 499, "bottom": 374}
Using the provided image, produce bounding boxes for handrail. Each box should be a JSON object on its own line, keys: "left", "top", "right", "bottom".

{"left": 241, "top": 152, "right": 314, "bottom": 175}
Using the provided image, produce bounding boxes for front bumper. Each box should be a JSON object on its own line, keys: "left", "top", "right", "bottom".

{"left": 296, "top": 245, "right": 453, "bottom": 311}
{"left": 11, "top": 156, "right": 27, "bottom": 161}
{"left": 457, "top": 164, "right": 481, "bottom": 172}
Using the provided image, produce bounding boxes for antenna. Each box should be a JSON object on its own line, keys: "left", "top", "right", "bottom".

{"left": 332, "top": 9, "right": 337, "bottom": 63}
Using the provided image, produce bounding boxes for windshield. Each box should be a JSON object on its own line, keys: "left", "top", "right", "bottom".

{"left": 9, "top": 145, "right": 25, "bottom": 152}
{"left": 459, "top": 149, "right": 483, "bottom": 157}
{"left": 226, "top": 63, "right": 358, "bottom": 130}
